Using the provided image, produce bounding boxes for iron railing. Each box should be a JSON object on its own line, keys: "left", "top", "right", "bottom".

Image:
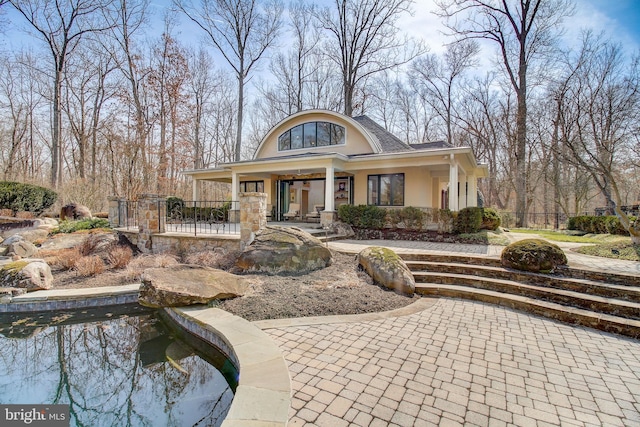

{"left": 165, "top": 200, "right": 239, "bottom": 235}
{"left": 115, "top": 200, "right": 138, "bottom": 229}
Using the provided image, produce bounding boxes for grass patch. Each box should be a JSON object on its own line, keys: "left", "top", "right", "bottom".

{"left": 54, "top": 218, "right": 110, "bottom": 234}
{"left": 509, "top": 229, "right": 638, "bottom": 260}
{"left": 575, "top": 242, "right": 640, "bottom": 261}
{"left": 457, "top": 230, "right": 510, "bottom": 246}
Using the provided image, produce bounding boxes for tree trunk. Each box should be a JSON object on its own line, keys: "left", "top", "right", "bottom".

{"left": 515, "top": 45, "right": 528, "bottom": 228}
{"left": 235, "top": 76, "right": 244, "bottom": 161}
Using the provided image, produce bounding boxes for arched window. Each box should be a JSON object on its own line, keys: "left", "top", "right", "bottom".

{"left": 278, "top": 122, "right": 345, "bottom": 151}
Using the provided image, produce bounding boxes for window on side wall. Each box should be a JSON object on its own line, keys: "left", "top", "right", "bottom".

{"left": 367, "top": 174, "right": 404, "bottom": 206}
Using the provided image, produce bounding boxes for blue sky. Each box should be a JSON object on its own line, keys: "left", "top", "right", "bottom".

{"left": 2, "top": 1, "right": 639, "bottom": 70}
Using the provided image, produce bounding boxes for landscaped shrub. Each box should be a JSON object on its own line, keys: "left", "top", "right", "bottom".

{"left": 501, "top": 238, "right": 567, "bottom": 273}
{"left": 568, "top": 215, "right": 633, "bottom": 236}
{"left": 453, "top": 207, "right": 483, "bottom": 234}
{"left": 338, "top": 204, "right": 387, "bottom": 229}
{"left": 0, "top": 181, "right": 58, "bottom": 215}
{"left": 166, "top": 196, "right": 185, "bottom": 220}
{"left": 387, "top": 207, "right": 425, "bottom": 230}
{"left": 56, "top": 218, "right": 110, "bottom": 233}
{"left": 480, "top": 207, "right": 501, "bottom": 231}
{"left": 51, "top": 248, "right": 81, "bottom": 270}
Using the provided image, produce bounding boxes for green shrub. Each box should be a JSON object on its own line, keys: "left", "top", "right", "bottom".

{"left": 166, "top": 196, "right": 185, "bottom": 220}
{"left": 338, "top": 204, "right": 386, "bottom": 229}
{"left": 0, "top": 181, "right": 57, "bottom": 215}
{"left": 480, "top": 207, "right": 501, "bottom": 231}
{"left": 453, "top": 207, "right": 483, "bottom": 234}
{"left": 567, "top": 215, "right": 633, "bottom": 236}
{"left": 56, "top": 218, "right": 110, "bottom": 233}
{"left": 387, "top": 206, "right": 425, "bottom": 230}
{"left": 501, "top": 238, "right": 567, "bottom": 273}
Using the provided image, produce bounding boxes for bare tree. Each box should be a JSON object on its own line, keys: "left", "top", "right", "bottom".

{"left": 314, "top": 0, "right": 426, "bottom": 117}
{"left": 9, "top": 0, "right": 116, "bottom": 188}
{"left": 410, "top": 40, "right": 479, "bottom": 145}
{"left": 175, "top": 0, "right": 282, "bottom": 162}
{"left": 554, "top": 33, "right": 640, "bottom": 242}
{"left": 437, "top": 0, "right": 574, "bottom": 226}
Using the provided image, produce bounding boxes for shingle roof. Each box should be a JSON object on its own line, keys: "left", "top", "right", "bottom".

{"left": 352, "top": 115, "right": 413, "bottom": 153}
{"left": 410, "top": 140, "right": 453, "bottom": 150}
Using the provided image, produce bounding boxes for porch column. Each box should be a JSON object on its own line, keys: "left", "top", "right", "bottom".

{"left": 231, "top": 172, "right": 238, "bottom": 202}
{"left": 468, "top": 175, "right": 477, "bottom": 207}
{"left": 192, "top": 178, "right": 200, "bottom": 201}
{"left": 321, "top": 163, "right": 336, "bottom": 227}
{"left": 449, "top": 159, "right": 459, "bottom": 212}
{"left": 324, "top": 164, "right": 334, "bottom": 212}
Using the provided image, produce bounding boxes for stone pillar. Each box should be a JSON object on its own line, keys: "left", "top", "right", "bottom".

{"left": 239, "top": 192, "right": 267, "bottom": 250}
{"left": 137, "top": 194, "right": 166, "bottom": 253}
{"left": 108, "top": 196, "right": 125, "bottom": 228}
{"left": 320, "top": 210, "right": 337, "bottom": 228}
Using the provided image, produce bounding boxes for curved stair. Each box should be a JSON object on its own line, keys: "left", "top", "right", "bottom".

{"left": 398, "top": 253, "right": 640, "bottom": 338}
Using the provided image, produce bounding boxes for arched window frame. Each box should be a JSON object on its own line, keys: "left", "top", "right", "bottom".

{"left": 277, "top": 122, "right": 346, "bottom": 151}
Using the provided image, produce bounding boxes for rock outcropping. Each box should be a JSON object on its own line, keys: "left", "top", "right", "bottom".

{"left": 139, "top": 264, "right": 248, "bottom": 308}
{"left": 235, "top": 225, "right": 332, "bottom": 275}
{"left": 357, "top": 246, "right": 415, "bottom": 296}
{"left": 60, "top": 203, "right": 92, "bottom": 220}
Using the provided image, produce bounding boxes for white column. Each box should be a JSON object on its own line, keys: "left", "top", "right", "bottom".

{"left": 192, "top": 178, "right": 200, "bottom": 201}
{"left": 231, "top": 172, "right": 238, "bottom": 201}
{"left": 325, "top": 163, "right": 335, "bottom": 212}
{"left": 468, "top": 175, "right": 477, "bottom": 207}
{"left": 449, "top": 160, "right": 459, "bottom": 212}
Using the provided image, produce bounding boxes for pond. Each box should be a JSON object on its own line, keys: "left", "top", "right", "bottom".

{"left": 0, "top": 304, "right": 237, "bottom": 427}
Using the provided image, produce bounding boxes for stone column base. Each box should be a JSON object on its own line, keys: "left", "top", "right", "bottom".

{"left": 320, "top": 210, "right": 337, "bottom": 228}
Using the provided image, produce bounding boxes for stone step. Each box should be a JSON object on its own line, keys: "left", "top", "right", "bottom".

{"left": 399, "top": 252, "right": 640, "bottom": 287}
{"left": 415, "top": 284, "right": 640, "bottom": 339}
{"left": 413, "top": 272, "right": 640, "bottom": 320}
{"left": 407, "top": 261, "right": 640, "bottom": 303}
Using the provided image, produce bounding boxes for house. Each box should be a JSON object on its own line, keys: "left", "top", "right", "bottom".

{"left": 183, "top": 110, "right": 488, "bottom": 226}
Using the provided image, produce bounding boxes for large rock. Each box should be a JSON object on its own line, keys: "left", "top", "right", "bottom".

{"left": 0, "top": 259, "right": 53, "bottom": 291}
{"left": 60, "top": 203, "right": 92, "bottom": 220}
{"left": 139, "top": 264, "right": 249, "bottom": 308}
{"left": 6, "top": 240, "right": 38, "bottom": 258}
{"left": 357, "top": 246, "right": 415, "bottom": 296}
{"left": 501, "top": 238, "right": 567, "bottom": 273}
{"left": 235, "top": 225, "right": 332, "bottom": 275}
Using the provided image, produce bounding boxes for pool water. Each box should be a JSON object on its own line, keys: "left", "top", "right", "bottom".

{"left": 0, "top": 305, "right": 236, "bottom": 427}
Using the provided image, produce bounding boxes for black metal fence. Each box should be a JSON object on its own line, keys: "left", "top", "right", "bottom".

{"left": 165, "top": 200, "right": 239, "bottom": 235}
{"left": 499, "top": 212, "right": 569, "bottom": 230}
{"left": 114, "top": 199, "right": 239, "bottom": 235}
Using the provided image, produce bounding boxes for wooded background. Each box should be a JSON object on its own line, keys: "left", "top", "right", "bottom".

{"left": 1, "top": 0, "right": 638, "bottom": 227}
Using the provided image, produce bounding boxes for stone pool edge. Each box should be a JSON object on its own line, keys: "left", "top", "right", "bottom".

{"left": 166, "top": 306, "right": 291, "bottom": 427}
{"left": 0, "top": 286, "right": 292, "bottom": 427}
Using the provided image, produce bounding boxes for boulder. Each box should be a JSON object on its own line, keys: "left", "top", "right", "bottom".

{"left": 60, "top": 203, "right": 92, "bottom": 220}
{"left": 235, "top": 225, "right": 332, "bottom": 275}
{"left": 357, "top": 246, "right": 415, "bottom": 296}
{"left": 6, "top": 240, "right": 38, "bottom": 258}
{"left": 0, "top": 259, "right": 53, "bottom": 291}
{"left": 139, "top": 264, "right": 249, "bottom": 308}
{"left": 501, "top": 238, "right": 567, "bottom": 273}
{"left": 1, "top": 234, "right": 24, "bottom": 246}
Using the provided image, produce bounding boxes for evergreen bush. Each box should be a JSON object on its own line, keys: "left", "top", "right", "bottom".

{"left": 453, "top": 207, "right": 483, "bottom": 234}
{"left": 0, "top": 181, "right": 57, "bottom": 215}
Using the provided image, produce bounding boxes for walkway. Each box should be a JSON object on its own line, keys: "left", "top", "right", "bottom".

{"left": 257, "top": 237, "right": 640, "bottom": 426}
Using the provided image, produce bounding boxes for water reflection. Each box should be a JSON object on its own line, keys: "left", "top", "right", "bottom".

{"left": 0, "top": 306, "right": 234, "bottom": 427}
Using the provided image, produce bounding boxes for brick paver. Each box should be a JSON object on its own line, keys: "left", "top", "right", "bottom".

{"left": 265, "top": 298, "right": 640, "bottom": 426}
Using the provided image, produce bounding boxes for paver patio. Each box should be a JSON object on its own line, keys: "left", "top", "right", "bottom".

{"left": 259, "top": 237, "right": 640, "bottom": 426}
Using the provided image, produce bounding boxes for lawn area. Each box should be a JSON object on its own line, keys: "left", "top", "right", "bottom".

{"left": 510, "top": 229, "right": 639, "bottom": 261}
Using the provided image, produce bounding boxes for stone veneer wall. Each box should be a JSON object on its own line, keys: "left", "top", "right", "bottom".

{"left": 118, "top": 230, "right": 241, "bottom": 254}
{"left": 239, "top": 192, "right": 267, "bottom": 250}
{"left": 136, "top": 194, "right": 166, "bottom": 252}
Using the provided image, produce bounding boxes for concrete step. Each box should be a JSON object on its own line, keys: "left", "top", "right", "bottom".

{"left": 407, "top": 261, "right": 640, "bottom": 303}
{"left": 415, "top": 284, "right": 640, "bottom": 339}
{"left": 413, "top": 271, "right": 640, "bottom": 320}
